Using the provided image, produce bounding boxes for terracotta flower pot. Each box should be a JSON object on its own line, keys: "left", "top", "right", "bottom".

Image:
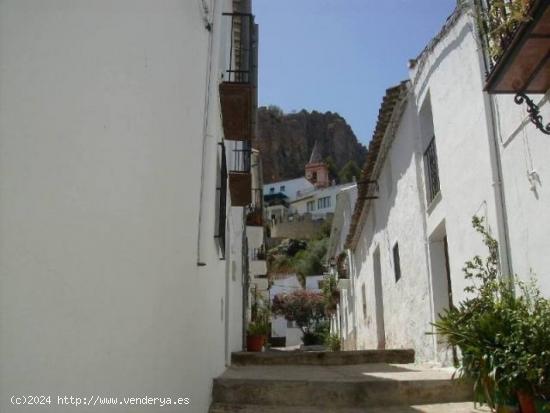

{"left": 246, "top": 334, "right": 265, "bottom": 352}
{"left": 518, "top": 391, "right": 536, "bottom": 413}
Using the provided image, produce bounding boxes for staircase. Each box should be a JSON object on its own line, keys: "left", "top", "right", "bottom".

{"left": 209, "top": 350, "right": 487, "bottom": 413}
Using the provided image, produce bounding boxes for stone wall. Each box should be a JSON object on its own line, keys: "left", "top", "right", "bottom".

{"left": 270, "top": 213, "right": 332, "bottom": 240}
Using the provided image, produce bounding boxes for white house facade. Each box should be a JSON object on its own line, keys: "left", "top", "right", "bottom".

{"left": 263, "top": 177, "right": 314, "bottom": 200}
{"left": 289, "top": 183, "right": 350, "bottom": 219}
{"left": 0, "top": 1, "right": 259, "bottom": 412}
{"left": 331, "top": 0, "right": 550, "bottom": 364}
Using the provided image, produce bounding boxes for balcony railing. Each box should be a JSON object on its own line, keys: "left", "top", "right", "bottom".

{"left": 477, "top": 0, "right": 550, "bottom": 134}
{"left": 476, "top": 0, "right": 535, "bottom": 69}
{"left": 250, "top": 246, "right": 266, "bottom": 261}
{"left": 219, "top": 12, "right": 257, "bottom": 141}
{"left": 227, "top": 142, "right": 252, "bottom": 206}
{"left": 246, "top": 188, "right": 263, "bottom": 226}
{"left": 228, "top": 146, "right": 251, "bottom": 173}
{"left": 223, "top": 12, "right": 255, "bottom": 84}
{"left": 424, "top": 137, "right": 440, "bottom": 204}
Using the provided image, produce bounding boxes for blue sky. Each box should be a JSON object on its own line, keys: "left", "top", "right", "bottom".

{"left": 253, "top": 0, "right": 456, "bottom": 145}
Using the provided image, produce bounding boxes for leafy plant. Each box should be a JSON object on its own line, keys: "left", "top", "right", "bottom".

{"left": 476, "top": 0, "right": 534, "bottom": 62}
{"left": 269, "top": 237, "right": 329, "bottom": 285}
{"left": 248, "top": 298, "right": 270, "bottom": 336}
{"left": 325, "top": 333, "right": 341, "bottom": 352}
{"left": 338, "top": 160, "right": 361, "bottom": 184}
{"left": 321, "top": 274, "right": 340, "bottom": 315}
{"left": 247, "top": 319, "right": 269, "bottom": 336}
{"left": 272, "top": 290, "right": 326, "bottom": 337}
{"left": 336, "top": 251, "right": 348, "bottom": 279}
{"left": 433, "top": 216, "right": 550, "bottom": 411}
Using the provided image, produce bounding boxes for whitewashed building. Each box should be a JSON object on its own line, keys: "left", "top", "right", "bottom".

{"left": 331, "top": 0, "right": 550, "bottom": 364}
{"left": 0, "top": 1, "right": 259, "bottom": 412}
{"left": 247, "top": 149, "right": 268, "bottom": 323}
{"left": 326, "top": 184, "right": 358, "bottom": 350}
{"left": 290, "top": 183, "right": 350, "bottom": 219}
{"left": 264, "top": 177, "right": 314, "bottom": 200}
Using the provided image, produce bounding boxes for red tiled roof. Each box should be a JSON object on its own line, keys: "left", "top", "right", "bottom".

{"left": 344, "top": 81, "right": 408, "bottom": 250}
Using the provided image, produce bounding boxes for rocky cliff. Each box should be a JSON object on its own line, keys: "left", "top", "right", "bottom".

{"left": 254, "top": 106, "right": 367, "bottom": 184}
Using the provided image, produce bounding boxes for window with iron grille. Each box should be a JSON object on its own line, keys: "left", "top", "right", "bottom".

{"left": 215, "top": 143, "right": 227, "bottom": 258}
{"left": 393, "top": 242, "right": 401, "bottom": 282}
{"left": 423, "top": 136, "right": 440, "bottom": 204}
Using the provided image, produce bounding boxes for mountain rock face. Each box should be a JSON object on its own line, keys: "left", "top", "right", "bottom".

{"left": 254, "top": 106, "right": 368, "bottom": 184}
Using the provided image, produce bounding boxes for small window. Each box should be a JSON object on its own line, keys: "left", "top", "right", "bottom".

{"left": 393, "top": 242, "right": 401, "bottom": 282}
{"left": 361, "top": 284, "right": 367, "bottom": 319}
{"left": 280, "top": 185, "right": 285, "bottom": 192}
{"left": 307, "top": 200, "right": 315, "bottom": 212}
{"left": 312, "top": 171, "right": 317, "bottom": 182}
{"left": 270, "top": 187, "right": 275, "bottom": 193}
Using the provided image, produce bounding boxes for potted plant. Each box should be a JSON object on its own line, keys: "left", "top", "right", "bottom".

{"left": 336, "top": 251, "right": 348, "bottom": 279}
{"left": 246, "top": 319, "right": 269, "bottom": 352}
{"left": 321, "top": 274, "right": 339, "bottom": 316}
{"left": 433, "top": 217, "right": 550, "bottom": 413}
{"left": 246, "top": 298, "right": 270, "bottom": 352}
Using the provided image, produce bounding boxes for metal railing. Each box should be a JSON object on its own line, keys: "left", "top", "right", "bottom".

{"left": 424, "top": 137, "right": 440, "bottom": 204}
{"left": 227, "top": 141, "right": 251, "bottom": 173}
{"left": 216, "top": 143, "right": 228, "bottom": 256}
{"left": 248, "top": 188, "right": 263, "bottom": 212}
{"left": 475, "top": 0, "right": 534, "bottom": 70}
{"left": 246, "top": 189, "right": 263, "bottom": 226}
{"left": 250, "top": 246, "right": 266, "bottom": 261}
{"left": 223, "top": 12, "right": 256, "bottom": 84}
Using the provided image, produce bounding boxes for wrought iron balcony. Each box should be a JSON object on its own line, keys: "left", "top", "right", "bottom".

{"left": 250, "top": 246, "right": 266, "bottom": 261}
{"left": 228, "top": 142, "right": 252, "bottom": 206}
{"left": 477, "top": 0, "right": 550, "bottom": 134}
{"left": 246, "top": 188, "right": 263, "bottom": 226}
{"left": 219, "top": 12, "right": 257, "bottom": 141}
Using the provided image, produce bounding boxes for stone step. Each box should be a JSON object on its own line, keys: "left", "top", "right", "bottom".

{"left": 231, "top": 349, "right": 415, "bottom": 366}
{"left": 212, "top": 364, "right": 472, "bottom": 408}
{"left": 210, "top": 402, "right": 490, "bottom": 413}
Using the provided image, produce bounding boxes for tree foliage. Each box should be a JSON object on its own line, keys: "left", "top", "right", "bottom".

{"left": 272, "top": 290, "right": 326, "bottom": 334}
{"left": 338, "top": 160, "right": 361, "bottom": 184}
{"left": 325, "top": 156, "right": 339, "bottom": 183}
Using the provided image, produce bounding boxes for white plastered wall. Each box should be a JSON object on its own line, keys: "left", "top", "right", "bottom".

{"left": 0, "top": 1, "right": 238, "bottom": 412}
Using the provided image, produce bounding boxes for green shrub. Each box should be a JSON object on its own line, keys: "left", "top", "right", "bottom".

{"left": 325, "top": 334, "right": 341, "bottom": 352}
{"left": 433, "top": 216, "right": 550, "bottom": 407}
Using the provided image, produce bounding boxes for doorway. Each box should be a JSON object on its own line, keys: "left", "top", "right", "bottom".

{"left": 372, "top": 247, "right": 386, "bottom": 350}
{"left": 429, "top": 221, "right": 455, "bottom": 363}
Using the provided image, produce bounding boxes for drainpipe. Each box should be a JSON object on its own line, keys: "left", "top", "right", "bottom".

{"left": 196, "top": 0, "right": 215, "bottom": 266}
{"left": 470, "top": 12, "right": 514, "bottom": 278}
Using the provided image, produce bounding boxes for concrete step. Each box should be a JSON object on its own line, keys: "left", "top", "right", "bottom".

{"left": 212, "top": 364, "right": 472, "bottom": 408}
{"left": 210, "top": 402, "right": 490, "bottom": 413}
{"left": 231, "top": 349, "right": 415, "bottom": 366}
